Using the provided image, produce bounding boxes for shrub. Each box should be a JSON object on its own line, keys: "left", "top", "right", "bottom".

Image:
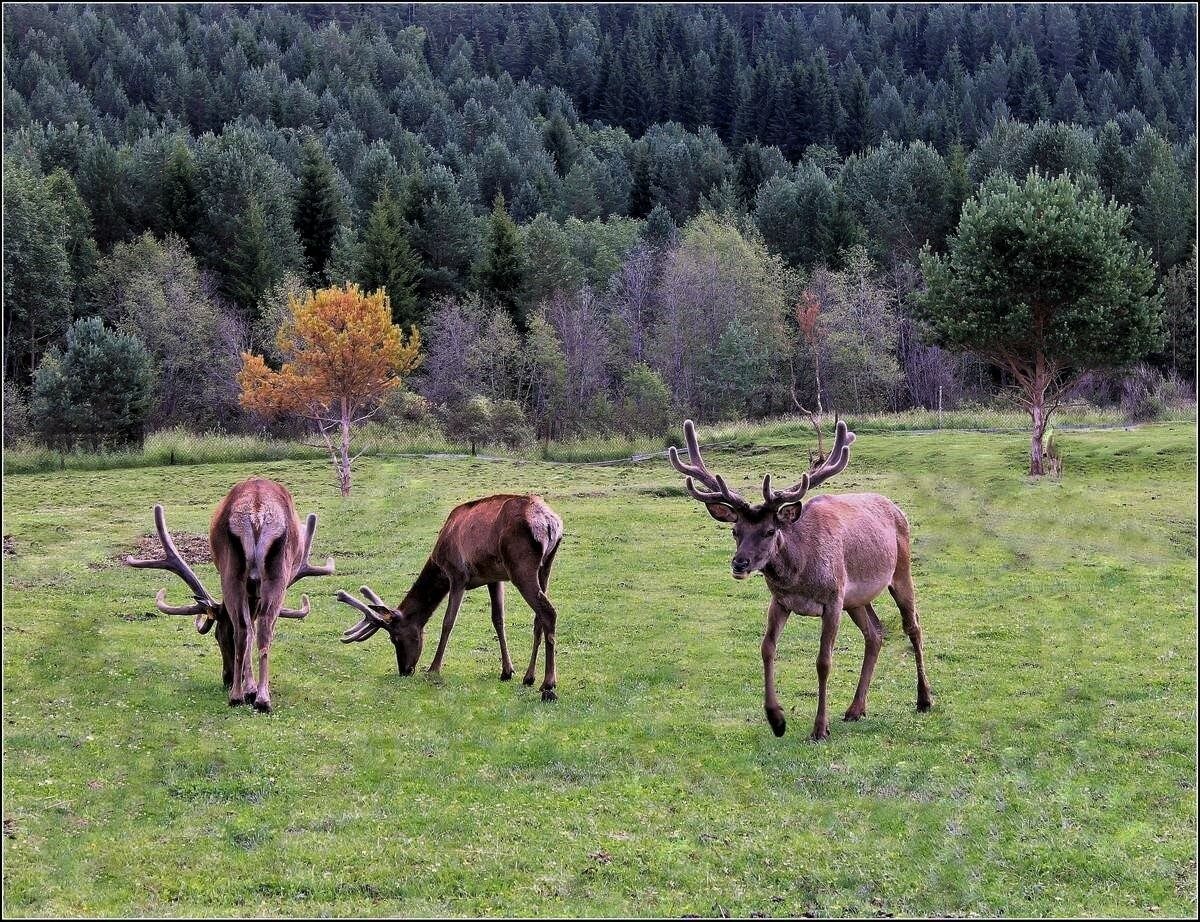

{"left": 3, "top": 378, "right": 31, "bottom": 444}
{"left": 31, "top": 317, "right": 153, "bottom": 450}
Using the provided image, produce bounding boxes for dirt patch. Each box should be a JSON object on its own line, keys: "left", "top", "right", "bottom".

{"left": 2, "top": 535, "right": 15, "bottom": 557}
{"left": 124, "top": 531, "right": 213, "bottom": 564}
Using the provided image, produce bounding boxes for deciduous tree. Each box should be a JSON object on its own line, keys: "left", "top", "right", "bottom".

{"left": 239, "top": 283, "right": 422, "bottom": 494}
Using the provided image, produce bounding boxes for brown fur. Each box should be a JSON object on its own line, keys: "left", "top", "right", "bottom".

{"left": 127, "top": 477, "right": 333, "bottom": 711}
{"left": 338, "top": 494, "right": 565, "bottom": 700}
{"left": 671, "top": 420, "right": 933, "bottom": 741}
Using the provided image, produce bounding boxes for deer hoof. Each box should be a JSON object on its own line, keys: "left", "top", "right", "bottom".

{"left": 540, "top": 687, "right": 557, "bottom": 702}
{"left": 809, "top": 725, "right": 830, "bottom": 742}
{"left": 765, "top": 708, "right": 786, "bottom": 737}
{"left": 843, "top": 706, "right": 866, "bottom": 721}
{"left": 500, "top": 669, "right": 514, "bottom": 681}
{"left": 522, "top": 673, "right": 535, "bottom": 687}
{"left": 917, "top": 697, "right": 934, "bottom": 712}
{"left": 253, "top": 697, "right": 273, "bottom": 714}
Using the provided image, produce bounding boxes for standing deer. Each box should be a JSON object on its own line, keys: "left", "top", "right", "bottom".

{"left": 670, "top": 419, "right": 933, "bottom": 740}
{"left": 126, "top": 476, "right": 335, "bottom": 712}
{"left": 336, "top": 493, "right": 564, "bottom": 700}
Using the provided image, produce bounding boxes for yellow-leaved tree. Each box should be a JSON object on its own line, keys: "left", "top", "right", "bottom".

{"left": 239, "top": 283, "right": 422, "bottom": 495}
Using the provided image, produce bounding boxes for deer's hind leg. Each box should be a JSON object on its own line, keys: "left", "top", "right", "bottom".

{"left": 844, "top": 604, "right": 883, "bottom": 721}
{"left": 889, "top": 547, "right": 933, "bottom": 712}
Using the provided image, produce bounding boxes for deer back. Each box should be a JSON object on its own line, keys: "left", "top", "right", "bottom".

{"left": 430, "top": 494, "right": 562, "bottom": 588}
{"left": 211, "top": 477, "right": 302, "bottom": 617}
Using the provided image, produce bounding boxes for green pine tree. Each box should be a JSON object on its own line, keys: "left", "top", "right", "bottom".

{"left": 475, "top": 192, "right": 528, "bottom": 330}
{"left": 359, "top": 187, "right": 422, "bottom": 328}
{"left": 294, "top": 138, "right": 342, "bottom": 278}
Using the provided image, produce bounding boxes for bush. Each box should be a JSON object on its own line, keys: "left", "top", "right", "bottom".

{"left": 31, "top": 317, "right": 153, "bottom": 451}
{"left": 1120, "top": 363, "right": 1182, "bottom": 422}
{"left": 3, "top": 378, "right": 31, "bottom": 444}
{"left": 375, "top": 387, "right": 435, "bottom": 426}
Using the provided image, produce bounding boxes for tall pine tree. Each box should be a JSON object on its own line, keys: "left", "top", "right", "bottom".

{"left": 294, "top": 138, "right": 341, "bottom": 279}
{"left": 359, "top": 187, "right": 422, "bottom": 328}
{"left": 475, "top": 192, "right": 528, "bottom": 330}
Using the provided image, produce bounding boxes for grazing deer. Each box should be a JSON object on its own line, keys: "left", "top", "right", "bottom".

{"left": 336, "top": 494, "right": 564, "bottom": 700}
{"left": 670, "top": 419, "right": 933, "bottom": 741}
{"left": 126, "top": 476, "right": 335, "bottom": 711}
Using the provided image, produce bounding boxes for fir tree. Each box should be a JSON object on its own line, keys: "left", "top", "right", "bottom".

{"left": 475, "top": 193, "right": 528, "bottom": 330}
{"left": 359, "top": 187, "right": 422, "bottom": 328}
{"left": 294, "top": 138, "right": 342, "bottom": 278}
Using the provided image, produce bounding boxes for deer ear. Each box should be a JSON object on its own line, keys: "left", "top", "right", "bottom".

{"left": 368, "top": 604, "right": 396, "bottom": 623}
{"left": 775, "top": 502, "right": 803, "bottom": 524}
{"left": 705, "top": 503, "right": 739, "bottom": 524}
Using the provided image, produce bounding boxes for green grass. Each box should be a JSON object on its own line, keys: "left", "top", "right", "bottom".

{"left": 2, "top": 422, "right": 1195, "bottom": 917}
{"left": 7, "top": 404, "right": 1194, "bottom": 475}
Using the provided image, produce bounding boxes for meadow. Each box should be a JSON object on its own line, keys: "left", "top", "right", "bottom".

{"left": 2, "top": 421, "right": 1196, "bottom": 917}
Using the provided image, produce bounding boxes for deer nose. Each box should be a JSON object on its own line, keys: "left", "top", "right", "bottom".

{"left": 732, "top": 556, "right": 751, "bottom": 573}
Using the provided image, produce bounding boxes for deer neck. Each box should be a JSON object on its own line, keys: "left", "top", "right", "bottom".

{"left": 762, "top": 530, "right": 808, "bottom": 590}
{"left": 398, "top": 558, "right": 451, "bottom": 627}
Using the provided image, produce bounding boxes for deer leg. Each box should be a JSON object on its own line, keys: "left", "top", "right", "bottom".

{"left": 253, "top": 614, "right": 276, "bottom": 713}
{"left": 523, "top": 619, "right": 543, "bottom": 687}
{"left": 489, "top": 582, "right": 515, "bottom": 681}
{"left": 761, "top": 598, "right": 790, "bottom": 737}
{"left": 889, "top": 568, "right": 933, "bottom": 712}
{"left": 514, "top": 575, "right": 559, "bottom": 701}
{"left": 812, "top": 606, "right": 842, "bottom": 741}
{"left": 428, "top": 585, "right": 464, "bottom": 674}
{"left": 216, "top": 617, "right": 235, "bottom": 689}
{"left": 844, "top": 605, "right": 882, "bottom": 721}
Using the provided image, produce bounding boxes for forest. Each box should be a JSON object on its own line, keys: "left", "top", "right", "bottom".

{"left": 3, "top": 2, "right": 1197, "bottom": 451}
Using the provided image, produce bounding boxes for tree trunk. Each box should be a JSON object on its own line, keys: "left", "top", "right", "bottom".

{"left": 338, "top": 399, "right": 352, "bottom": 496}
{"left": 1028, "top": 395, "right": 1047, "bottom": 477}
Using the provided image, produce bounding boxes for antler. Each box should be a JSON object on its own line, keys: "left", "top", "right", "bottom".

{"left": 336, "top": 586, "right": 394, "bottom": 643}
{"left": 668, "top": 419, "right": 751, "bottom": 512}
{"left": 288, "top": 513, "right": 335, "bottom": 586}
{"left": 761, "top": 415, "right": 856, "bottom": 512}
{"left": 125, "top": 504, "right": 221, "bottom": 633}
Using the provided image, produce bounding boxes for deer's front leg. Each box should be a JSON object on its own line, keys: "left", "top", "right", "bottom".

{"left": 761, "top": 598, "right": 790, "bottom": 737}
{"left": 428, "top": 585, "right": 464, "bottom": 674}
{"left": 229, "top": 599, "right": 256, "bottom": 707}
{"left": 812, "top": 605, "right": 842, "bottom": 741}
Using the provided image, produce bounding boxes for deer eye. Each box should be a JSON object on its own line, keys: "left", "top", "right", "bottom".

{"left": 764, "top": 528, "right": 777, "bottom": 538}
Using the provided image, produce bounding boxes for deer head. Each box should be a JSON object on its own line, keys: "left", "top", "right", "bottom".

{"left": 336, "top": 586, "right": 424, "bottom": 675}
{"left": 668, "top": 417, "right": 855, "bottom": 578}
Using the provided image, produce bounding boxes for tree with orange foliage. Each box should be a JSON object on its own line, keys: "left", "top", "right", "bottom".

{"left": 239, "top": 283, "right": 422, "bottom": 495}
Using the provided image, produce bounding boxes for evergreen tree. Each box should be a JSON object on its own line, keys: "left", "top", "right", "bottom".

{"left": 359, "top": 187, "right": 422, "bottom": 328}
{"left": 158, "top": 139, "right": 200, "bottom": 243}
{"left": 32, "top": 316, "right": 153, "bottom": 450}
{"left": 475, "top": 193, "right": 528, "bottom": 330}
{"left": 224, "top": 197, "right": 276, "bottom": 320}
{"left": 294, "top": 138, "right": 342, "bottom": 278}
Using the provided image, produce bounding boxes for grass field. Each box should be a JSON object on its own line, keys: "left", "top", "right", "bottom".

{"left": 2, "top": 422, "right": 1196, "bottom": 917}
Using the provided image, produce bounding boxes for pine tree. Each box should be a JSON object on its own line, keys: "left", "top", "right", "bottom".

{"left": 159, "top": 139, "right": 200, "bottom": 243}
{"left": 359, "top": 187, "right": 422, "bottom": 328}
{"left": 294, "top": 138, "right": 342, "bottom": 278}
{"left": 475, "top": 193, "right": 528, "bottom": 330}
{"left": 224, "top": 197, "right": 275, "bottom": 320}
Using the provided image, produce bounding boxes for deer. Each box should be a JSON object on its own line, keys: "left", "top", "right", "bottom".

{"left": 126, "top": 476, "right": 335, "bottom": 712}
{"left": 336, "top": 493, "right": 564, "bottom": 701}
{"left": 669, "top": 418, "right": 933, "bottom": 741}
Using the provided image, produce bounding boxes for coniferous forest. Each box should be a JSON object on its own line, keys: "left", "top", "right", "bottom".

{"left": 3, "top": 3, "right": 1197, "bottom": 451}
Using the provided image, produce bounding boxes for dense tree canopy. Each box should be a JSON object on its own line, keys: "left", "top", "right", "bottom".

{"left": 2, "top": 3, "right": 1195, "bottom": 448}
